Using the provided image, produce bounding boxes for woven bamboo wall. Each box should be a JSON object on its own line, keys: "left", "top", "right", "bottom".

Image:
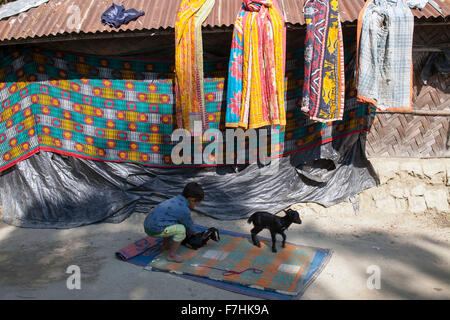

{"left": 365, "top": 25, "right": 450, "bottom": 158}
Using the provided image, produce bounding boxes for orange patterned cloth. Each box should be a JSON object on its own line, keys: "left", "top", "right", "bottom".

{"left": 175, "top": 0, "right": 216, "bottom": 132}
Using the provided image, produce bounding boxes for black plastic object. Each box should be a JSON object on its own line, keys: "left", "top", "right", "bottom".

{"left": 421, "top": 48, "right": 450, "bottom": 84}
{"left": 101, "top": 3, "right": 145, "bottom": 28}
{"left": 0, "top": 132, "right": 377, "bottom": 229}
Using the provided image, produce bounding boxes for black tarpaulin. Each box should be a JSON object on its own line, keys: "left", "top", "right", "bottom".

{"left": 0, "top": 131, "right": 378, "bottom": 229}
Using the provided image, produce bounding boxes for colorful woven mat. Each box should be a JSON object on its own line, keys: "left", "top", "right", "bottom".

{"left": 117, "top": 226, "right": 332, "bottom": 299}
{"left": 147, "top": 231, "right": 332, "bottom": 296}
{"left": 0, "top": 37, "right": 373, "bottom": 173}
{"left": 115, "top": 236, "right": 162, "bottom": 265}
{"left": 116, "top": 230, "right": 290, "bottom": 299}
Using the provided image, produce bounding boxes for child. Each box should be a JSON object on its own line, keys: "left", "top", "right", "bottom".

{"left": 143, "top": 182, "right": 204, "bottom": 263}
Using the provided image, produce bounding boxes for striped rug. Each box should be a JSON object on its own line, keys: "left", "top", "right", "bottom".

{"left": 145, "top": 227, "right": 332, "bottom": 297}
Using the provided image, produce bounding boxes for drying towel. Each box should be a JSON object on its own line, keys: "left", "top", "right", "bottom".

{"left": 225, "top": 0, "right": 286, "bottom": 130}
{"left": 101, "top": 3, "right": 145, "bottom": 28}
{"left": 175, "top": 0, "right": 216, "bottom": 132}
{"left": 356, "top": 0, "right": 414, "bottom": 111}
{"left": 301, "top": 0, "right": 345, "bottom": 123}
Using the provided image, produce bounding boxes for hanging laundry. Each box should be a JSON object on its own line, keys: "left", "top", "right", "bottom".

{"left": 101, "top": 3, "right": 145, "bottom": 28}
{"left": 225, "top": 0, "right": 286, "bottom": 130}
{"left": 406, "top": 0, "right": 442, "bottom": 14}
{"left": 301, "top": 0, "right": 345, "bottom": 123}
{"left": 356, "top": 0, "right": 414, "bottom": 111}
{"left": 175, "top": 0, "right": 216, "bottom": 132}
{"left": 406, "top": 0, "right": 429, "bottom": 9}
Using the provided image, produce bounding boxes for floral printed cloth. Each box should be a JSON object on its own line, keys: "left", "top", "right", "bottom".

{"left": 225, "top": 0, "right": 286, "bottom": 129}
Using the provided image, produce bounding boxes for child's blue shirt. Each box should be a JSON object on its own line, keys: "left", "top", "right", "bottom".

{"left": 143, "top": 195, "right": 196, "bottom": 235}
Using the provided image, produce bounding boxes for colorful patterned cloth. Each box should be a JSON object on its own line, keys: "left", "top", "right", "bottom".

{"left": 175, "top": 0, "right": 216, "bottom": 132}
{"left": 0, "top": 35, "right": 373, "bottom": 173}
{"left": 119, "top": 226, "right": 318, "bottom": 299}
{"left": 148, "top": 231, "right": 333, "bottom": 296}
{"left": 302, "top": 0, "right": 345, "bottom": 123}
{"left": 225, "top": 0, "right": 286, "bottom": 129}
{"left": 356, "top": 0, "right": 414, "bottom": 111}
{"left": 115, "top": 236, "right": 161, "bottom": 262}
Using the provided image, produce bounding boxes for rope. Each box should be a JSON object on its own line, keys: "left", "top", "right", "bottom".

{"left": 190, "top": 264, "right": 263, "bottom": 277}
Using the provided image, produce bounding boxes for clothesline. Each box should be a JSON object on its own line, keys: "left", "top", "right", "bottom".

{"left": 413, "top": 47, "right": 447, "bottom": 52}
{"left": 377, "top": 110, "right": 450, "bottom": 117}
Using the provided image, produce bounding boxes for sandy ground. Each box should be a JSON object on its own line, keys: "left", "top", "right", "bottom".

{"left": 0, "top": 202, "right": 449, "bottom": 300}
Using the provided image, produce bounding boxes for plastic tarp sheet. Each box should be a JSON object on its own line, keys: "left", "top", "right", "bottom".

{"left": 0, "top": 0, "right": 49, "bottom": 21}
{"left": 0, "top": 130, "right": 378, "bottom": 229}
{"left": 421, "top": 48, "right": 450, "bottom": 84}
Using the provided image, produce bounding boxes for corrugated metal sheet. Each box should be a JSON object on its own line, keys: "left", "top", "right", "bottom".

{"left": 0, "top": 0, "right": 448, "bottom": 44}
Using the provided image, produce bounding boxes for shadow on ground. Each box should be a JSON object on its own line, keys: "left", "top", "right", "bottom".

{"left": 0, "top": 208, "right": 449, "bottom": 300}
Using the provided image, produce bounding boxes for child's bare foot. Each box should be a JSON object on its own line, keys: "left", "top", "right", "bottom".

{"left": 166, "top": 254, "right": 185, "bottom": 263}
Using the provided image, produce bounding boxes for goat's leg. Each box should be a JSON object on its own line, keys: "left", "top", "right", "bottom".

{"left": 270, "top": 231, "right": 277, "bottom": 253}
{"left": 250, "top": 227, "right": 263, "bottom": 247}
{"left": 281, "top": 232, "right": 286, "bottom": 248}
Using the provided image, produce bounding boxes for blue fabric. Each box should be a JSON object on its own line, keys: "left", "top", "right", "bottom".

{"left": 143, "top": 195, "right": 196, "bottom": 236}
{"left": 126, "top": 239, "right": 163, "bottom": 267}
{"left": 101, "top": 3, "right": 145, "bottom": 28}
{"left": 302, "top": 249, "right": 330, "bottom": 285}
{"left": 225, "top": 7, "right": 245, "bottom": 127}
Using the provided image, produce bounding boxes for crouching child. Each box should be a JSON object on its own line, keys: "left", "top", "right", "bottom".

{"left": 143, "top": 182, "right": 204, "bottom": 263}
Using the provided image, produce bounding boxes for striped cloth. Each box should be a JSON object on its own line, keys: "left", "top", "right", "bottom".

{"left": 175, "top": 0, "right": 216, "bottom": 132}
{"left": 301, "top": 0, "right": 345, "bottom": 123}
{"left": 148, "top": 232, "right": 333, "bottom": 296}
{"left": 115, "top": 236, "right": 160, "bottom": 262}
{"left": 225, "top": 0, "right": 286, "bottom": 129}
{"left": 356, "top": 0, "right": 414, "bottom": 111}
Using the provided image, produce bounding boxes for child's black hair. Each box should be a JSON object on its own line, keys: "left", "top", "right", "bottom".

{"left": 182, "top": 182, "right": 204, "bottom": 201}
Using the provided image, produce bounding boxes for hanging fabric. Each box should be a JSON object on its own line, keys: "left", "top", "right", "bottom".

{"left": 356, "top": 0, "right": 414, "bottom": 111}
{"left": 225, "top": 0, "right": 286, "bottom": 130}
{"left": 175, "top": 0, "right": 216, "bottom": 132}
{"left": 301, "top": 0, "right": 345, "bottom": 123}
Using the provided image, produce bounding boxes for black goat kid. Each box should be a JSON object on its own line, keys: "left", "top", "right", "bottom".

{"left": 247, "top": 209, "right": 302, "bottom": 253}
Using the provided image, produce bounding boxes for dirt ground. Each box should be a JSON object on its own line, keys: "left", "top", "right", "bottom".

{"left": 0, "top": 201, "right": 449, "bottom": 300}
